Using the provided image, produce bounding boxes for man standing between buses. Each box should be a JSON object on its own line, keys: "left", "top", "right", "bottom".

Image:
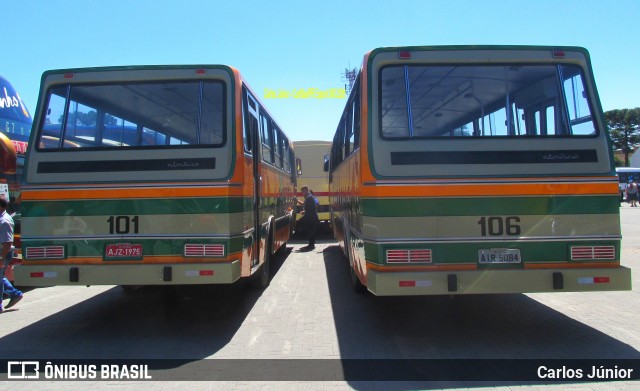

{"left": 296, "top": 186, "right": 319, "bottom": 251}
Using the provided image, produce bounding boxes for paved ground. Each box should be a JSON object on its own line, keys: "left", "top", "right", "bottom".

{"left": 1, "top": 209, "right": 639, "bottom": 390}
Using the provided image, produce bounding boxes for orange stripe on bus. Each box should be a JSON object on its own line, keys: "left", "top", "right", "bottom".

{"left": 524, "top": 262, "right": 621, "bottom": 269}
{"left": 24, "top": 255, "right": 241, "bottom": 265}
{"left": 360, "top": 182, "right": 617, "bottom": 198}
{"left": 21, "top": 186, "right": 247, "bottom": 201}
{"left": 367, "top": 263, "right": 477, "bottom": 272}
{"left": 367, "top": 262, "right": 621, "bottom": 272}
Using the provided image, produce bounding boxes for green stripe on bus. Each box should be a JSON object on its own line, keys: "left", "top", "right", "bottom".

{"left": 23, "top": 236, "right": 247, "bottom": 258}
{"left": 362, "top": 196, "right": 619, "bottom": 217}
{"left": 364, "top": 240, "right": 619, "bottom": 265}
{"left": 22, "top": 197, "right": 253, "bottom": 217}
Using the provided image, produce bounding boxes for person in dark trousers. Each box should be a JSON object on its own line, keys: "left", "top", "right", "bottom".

{"left": 297, "top": 186, "right": 319, "bottom": 251}
{"left": 0, "top": 196, "right": 22, "bottom": 312}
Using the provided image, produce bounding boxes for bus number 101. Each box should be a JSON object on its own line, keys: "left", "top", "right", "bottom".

{"left": 478, "top": 216, "right": 521, "bottom": 237}
{"left": 107, "top": 216, "right": 140, "bottom": 234}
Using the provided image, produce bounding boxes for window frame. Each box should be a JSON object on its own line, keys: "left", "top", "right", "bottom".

{"left": 330, "top": 74, "right": 362, "bottom": 174}
{"left": 378, "top": 63, "right": 599, "bottom": 141}
{"left": 37, "top": 80, "right": 227, "bottom": 152}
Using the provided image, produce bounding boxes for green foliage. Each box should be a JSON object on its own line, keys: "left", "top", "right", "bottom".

{"left": 605, "top": 108, "right": 640, "bottom": 166}
{"left": 59, "top": 110, "right": 96, "bottom": 126}
{"left": 614, "top": 155, "right": 624, "bottom": 167}
{"left": 58, "top": 111, "right": 118, "bottom": 126}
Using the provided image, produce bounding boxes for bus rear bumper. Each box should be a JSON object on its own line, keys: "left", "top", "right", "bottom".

{"left": 366, "top": 266, "right": 632, "bottom": 296}
{"left": 13, "top": 261, "right": 241, "bottom": 286}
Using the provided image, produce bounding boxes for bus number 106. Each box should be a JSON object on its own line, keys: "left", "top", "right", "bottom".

{"left": 478, "top": 216, "right": 521, "bottom": 237}
{"left": 107, "top": 216, "right": 140, "bottom": 234}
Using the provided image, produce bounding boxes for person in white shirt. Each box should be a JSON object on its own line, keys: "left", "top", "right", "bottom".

{"left": 0, "top": 196, "right": 23, "bottom": 312}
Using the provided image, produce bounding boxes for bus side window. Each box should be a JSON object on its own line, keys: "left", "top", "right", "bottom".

{"left": 283, "top": 137, "right": 291, "bottom": 173}
{"left": 274, "top": 127, "right": 283, "bottom": 169}
{"left": 260, "top": 113, "right": 274, "bottom": 164}
{"left": 333, "top": 119, "right": 344, "bottom": 168}
{"left": 243, "top": 110, "right": 252, "bottom": 152}
{"left": 279, "top": 132, "right": 285, "bottom": 169}
{"left": 344, "top": 110, "right": 352, "bottom": 157}
{"left": 352, "top": 91, "right": 360, "bottom": 150}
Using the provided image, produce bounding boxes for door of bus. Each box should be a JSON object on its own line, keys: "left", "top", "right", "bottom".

{"left": 244, "top": 90, "right": 264, "bottom": 270}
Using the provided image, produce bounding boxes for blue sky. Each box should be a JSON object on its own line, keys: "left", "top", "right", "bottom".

{"left": 3, "top": 0, "right": 639, "bottom": 142}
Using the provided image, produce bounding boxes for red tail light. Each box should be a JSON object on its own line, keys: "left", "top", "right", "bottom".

{"left": 571, "top": 246, "right": 615, "bottom": 261}
{"left": 386, "top": 249, "right": 432, "bottom": 263}
{"left": 25, "top": 246, "right": 65, "bottom": 260}
{"left": 184, "top": 244, "right": 224, "bottom": 257}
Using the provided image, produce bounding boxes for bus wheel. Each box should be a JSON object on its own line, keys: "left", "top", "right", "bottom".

{"left": 290, "top": 210, "right": 297, "bottom": 236}
{"left": 350, "top": 263, "right": 367, "bottom": 294}
{"left": 344, "top": 231, "right": 366, "bottom": 293}
{"left": 250, "top": 238, "right": 271, "bottom": 289}
{"left": 349, "top": 264, "right": 366, "bottom": 293}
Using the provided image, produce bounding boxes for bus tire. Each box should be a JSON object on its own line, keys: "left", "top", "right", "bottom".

{"left": 290, "top": 210, "right": 297, "bottom": 236}
{"left": 250, "top": 250, "right": 270, "bottom": 289}
{"left": 344, "top": 227, "right": 366, "bottom": 294}
{"left": 250, "top": 231, "right": 272, "bottom": 290}
{"left": 350, "top": 264, "right": 366, "bottom": 294}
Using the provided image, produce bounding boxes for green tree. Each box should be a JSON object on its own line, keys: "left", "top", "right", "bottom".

{"left": 614, "top": 155, "right": 623, "bottom": 167}
{"left": 58, "top": 110, "right": 98, "bottom": 126}
{"left": 605, "top": 108, "right": 640, "bottom": 167}
{"left": 104, "top": 114, "right": 118, "bottom": 126}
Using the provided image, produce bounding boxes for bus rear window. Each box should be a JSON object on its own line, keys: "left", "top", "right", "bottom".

{"left": 379, "top": 64, "right": 596, "bottom": 139}
{"left": 39, "top": 80, "right": 225, "bottom": 149}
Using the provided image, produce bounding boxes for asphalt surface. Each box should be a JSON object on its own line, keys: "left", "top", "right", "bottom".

{"left": 1, "top": 213, "right": 639, "bottom": 390}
